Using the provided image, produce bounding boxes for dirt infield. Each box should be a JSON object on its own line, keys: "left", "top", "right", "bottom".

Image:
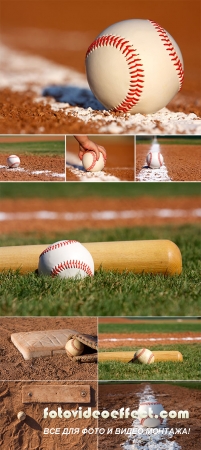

{"left": 0, "top": 380, "right": 97, "bottom": 450}
{"left": 0, "top": 317, "right": 97, "bottom": 381}
{"left": 1, "top": 0, "right": 201, "bottom": 134}
{"left": 136, "top": 144, "right": 201, "bottom": 182}
{"left": 98, "top": 383, "right": 201, "bottom": 449}
{"left": 0, "top": 154, "right": 65, "bottom": 181}
{"left": 0, "top": 196, "right": 200, "bottom": 235}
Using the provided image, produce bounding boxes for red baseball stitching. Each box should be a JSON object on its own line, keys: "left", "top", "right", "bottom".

{"left": 133, "top": 348, "right": 146, "bottom": 360}
{"left": 150, "top": 20, "right": 184, "bottom": 90}
{"left": 84, "top": 151, "right": 97, "bottom": 171}
{"left": 147, "top": 353, "right": 154, "bottom": 363}
{"left": 86, "top": 34, "right": 144, "bottom": 112}
{"left": 51, "top": 260, "right": 93, "bottom": 277}
{"left": 39, "top": 240, "right": 78, "bottom": 257}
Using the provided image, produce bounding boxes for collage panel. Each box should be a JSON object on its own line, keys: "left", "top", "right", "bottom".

{"left": 136, "top": 136, "right": 201, "bottom": 182}
{"left": 98, "top": 317, "right": 201, "bottom": 381}
{"left": 0, "top": 135, "right": 66, "bottom": 182}
{"left": 0, "top": 182, "right": 200, "bottom": 316}
{"left": 0, "top": 0, "right": 200, "bottom": 134}
{"left": 98, "top": 381, "right": 201, "bottom": 450}
{"left": 0, "top": 317, "right": 98, "bottom": 381}
{"left": 66, "top": 135, "right": 135, "bottom": 182}
{"left": 0, "top": 380, "right": 98, "bottom": 450}
{"left": 1, "top": 0, "right": 201, "bottom": 448}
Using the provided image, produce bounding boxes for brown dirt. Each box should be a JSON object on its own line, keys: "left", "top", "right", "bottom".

{"left": 136, "top": 144, "right": 201, "bottom": 181}
{"left": 99, "top": 332, "right": 201, "bottom": 348}
{"left": 0, "top": 317, "right": 97, "bottom": 381}
{"left": 98, "top": 383, "right": 201, "bottom": 450}
{"left": 0, "top": 0, "right": 201, "bottom": 134}
{"left": 0, "top": 196, "right": 200, "bottom": 235}
{"left": 0, "top": 154, "right": 65, "bottom": 181}
{"left": 0, "top": 380, "right": 97, "bottom": 450}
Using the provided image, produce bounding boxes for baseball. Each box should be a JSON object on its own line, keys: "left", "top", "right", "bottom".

{"left": 65, "top": 338, "right": 85, "bottom": 357}
{"left": 38, "top": 240, "right": 94, "bottom": 278}
{"left": 7, "top": 154, "right": 20, "bottom": 168}
{"left": 17, "top": 411, "right": 26, "bottom": 421}
{"left": 82, "top": 151, "right": 105, "bottom": 172}
{"left": 86, "top": 19, "right": 184, "bottom": 114}
{"left": 146, "top": 151, "right": 164, "bottom": 169}
{"left": 133, "top": 348, "right": 155, "bottom": 364}
{"left": 138, "top": 402, "right": 164, "bottom": 427}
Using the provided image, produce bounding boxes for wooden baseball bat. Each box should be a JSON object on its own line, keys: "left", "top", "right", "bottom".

{"left": 0, "top": 240, "right": 182, "bottom": 275}
{"left": 99, "top": 351, "right": 183, "bottom": 363}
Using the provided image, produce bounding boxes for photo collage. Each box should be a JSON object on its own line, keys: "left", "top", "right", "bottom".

{"left": 0, "top": 1, "right": 200, "bottom": 449}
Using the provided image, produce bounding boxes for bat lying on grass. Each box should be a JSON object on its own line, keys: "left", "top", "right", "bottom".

{"left": 0, "top": 240, "right": 182, "bottom": 275}
{"left": 99, "top": 350, "right": 183, "bottom": 363}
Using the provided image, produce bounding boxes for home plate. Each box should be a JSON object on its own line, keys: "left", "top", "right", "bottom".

{"left": 11, "top": 329, "right": 79, "bottom": 360}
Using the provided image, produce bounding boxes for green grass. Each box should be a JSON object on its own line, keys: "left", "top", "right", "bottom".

{"left": 0, "top": 141, "right": 65, "bottom": 155}
{"left": 99, "top": 322, "right": 201, "bottom": 333}
{"left": 137, "top": 137, "right": 201, "bottom": 145}
{"left": 98, "top": 344, "right": 201, "bottom": 380}
{"left": 0, "top": 224, "right": 200, "bottom": 316}
{"left": 0, "top": 182, "right": 200, "bottom": 198}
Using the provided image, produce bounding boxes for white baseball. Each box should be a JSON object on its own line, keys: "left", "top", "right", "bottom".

{"left": 38, "top": 240, "right": 94, "bottom": 278}
{"left": 138, "top": 402, "right": 164, "bottom": 427}
{"left": 65, "top": 338, "right": 85, "bottom": 357}
{"left": 146, "top": 151, "right": 164, "bottom": 169}
{"left": 86, "top": 19, "right": 184, "bottom": 114}
{"left": 82, "top": 151, "right": 105, "bottom": 172}
{"left": 133, "top": 348, "right": 155, "bottom": 364}
{"left": 17, "top": 411, "right": 26, "bottom": 421}
{"left": 7, "top": 154, "right": 20, "bottom": 168}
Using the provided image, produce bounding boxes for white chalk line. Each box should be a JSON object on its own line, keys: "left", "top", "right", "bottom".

{"left": 136, "top": 141, "right": 171, "bottom": 182}
{"left": 0, "top": 209, "right": 200, "bottom": 222}
{"left": 100, "top": 336, "right": 201, "bottom": 343}
{"left": 66, "top": 164, "right": 120, "bottom": 182}
{"left": 0, "top": 165, "right": 65, "bottom": 179}
{"left": 123, "top": 385, "right": 181, "bottom": 449}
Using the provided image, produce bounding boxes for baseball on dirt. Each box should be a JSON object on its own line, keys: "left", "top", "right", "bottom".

{"left": 38, "top": 240, "right": 94, "bottom": 279}
{"left": 133, "top": 348, "right": 155, "bottom": 364}
{"left": 138, "top": 401, "right": 164, "bottom": 427}
{"left": 82, "top": 151, "right": 105, "bottom": 172}
{"left": 7, "top": 154, "right": 20, "bottom": 168}
{"left": 146, "top": 151, "right": 164, "bottom": 169}
{"left": 17, "top": 411, "right": 26, "bottom": 421}
{"left": 65, "top": 339, "right": 85, "bottom": 357}
{"left": 85, "top": 19, "right": 184, "bottom": 114}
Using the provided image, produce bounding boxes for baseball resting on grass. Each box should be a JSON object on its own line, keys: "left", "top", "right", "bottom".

{"left": 0, "top": 240, "right": 182, "bottom": 275}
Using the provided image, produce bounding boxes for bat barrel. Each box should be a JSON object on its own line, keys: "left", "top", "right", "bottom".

{"left": 98, "top": 351, "right": 183, "bottom": 363}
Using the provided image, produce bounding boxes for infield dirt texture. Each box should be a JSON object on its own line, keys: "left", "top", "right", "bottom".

{"left": 0, "top": 0, "right": 201, "bottom": 134}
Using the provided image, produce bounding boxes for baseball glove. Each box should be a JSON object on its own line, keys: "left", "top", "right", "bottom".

{"left": 65, "top": 331, "right": 97, "bottom": 362}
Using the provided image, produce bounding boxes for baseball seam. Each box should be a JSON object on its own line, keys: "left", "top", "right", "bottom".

{"left": 133, "top": 348, "right": 146, "bottom": 361}
{"left": 86, "top": 35, "right": 144, "bottom": 112}
{"left": 39, "top": 240, "right": 77, "bottom": 257}
{"left": 150, "top": 20, "right": 184, "bottom": 90}
{"left": 84, "top": 151, "right": 97, "bottom": 171}
{"left": 51, "top": 260, "right": 93, "bottom": 277}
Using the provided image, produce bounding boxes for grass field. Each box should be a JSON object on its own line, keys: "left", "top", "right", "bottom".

{"left": 0, "top": 181, "right": 201, "bottom": 198}
{"left": 0, "top": 223, "right": 200, "bottom": 316}
{"left": 98, "top": 381, "right": 201, "bottom": 390}
{"left": 99, "top": 322, "right": 201, "bottom": 333}
{"left": 98, "top": 344, "right": 201, "bottom": 380}
{"left": 0, "top": 140, "right": 65, "bottom": 155}
{"left": 0, "top": 183, "right": 200, "bottom": 316}
{"left": 136, "top": 137, "right": 201, "bottom": 145}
